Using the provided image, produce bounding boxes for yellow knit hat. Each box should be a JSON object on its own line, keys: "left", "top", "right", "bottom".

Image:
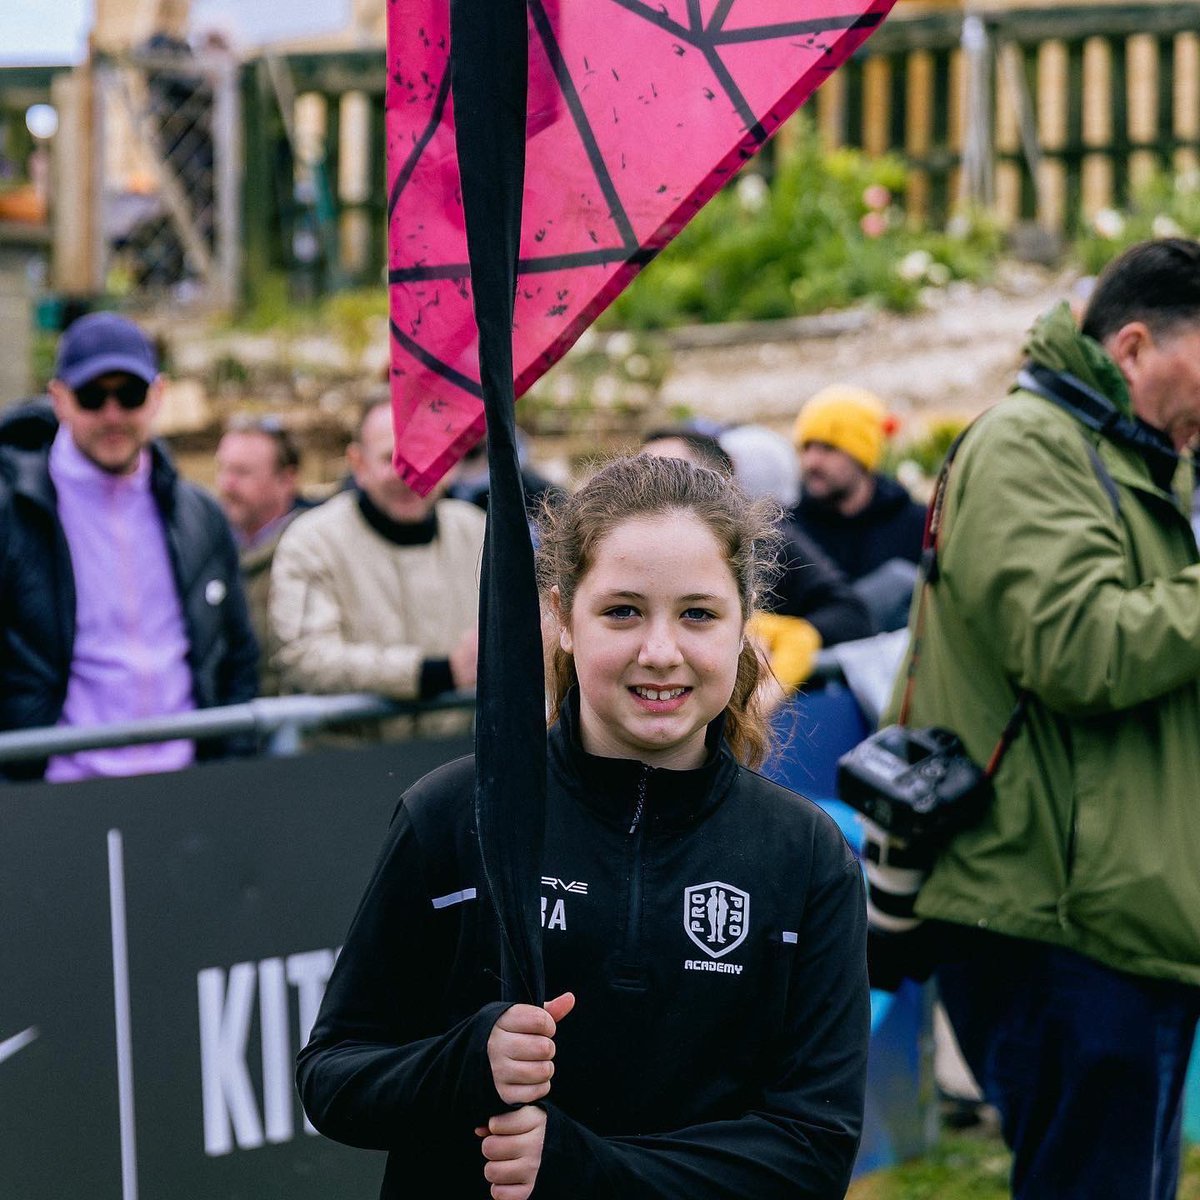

{"left": 792, "top": 386, "right": 888, "bottom": 471}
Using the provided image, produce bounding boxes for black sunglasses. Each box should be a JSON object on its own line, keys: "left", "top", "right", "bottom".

{"left": 74, "top": 378, "right": 150, "bottom": 412}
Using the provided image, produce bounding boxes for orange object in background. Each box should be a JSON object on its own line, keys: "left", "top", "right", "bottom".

{"left": 0, "top": 184, "right": 47, "bottom": 224}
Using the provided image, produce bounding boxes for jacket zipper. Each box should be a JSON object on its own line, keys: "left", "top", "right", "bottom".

{"left": 628, "top": 768, "right": 647, "bottom": 835}
{"left": 616, "top": 767, "right": 650, "bottom": 982}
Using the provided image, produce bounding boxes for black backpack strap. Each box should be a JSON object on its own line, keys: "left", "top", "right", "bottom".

{"left": 1081, "top": 439, "right": 1121, "bottom": 520}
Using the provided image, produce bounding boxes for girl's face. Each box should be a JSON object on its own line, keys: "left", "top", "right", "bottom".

{"left": 556, "top": 511, "right": 744, "bottom": 770}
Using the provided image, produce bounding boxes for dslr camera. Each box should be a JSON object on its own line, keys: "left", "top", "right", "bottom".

{"left": 837, "top": 726, "right": 990, "bottom": 933}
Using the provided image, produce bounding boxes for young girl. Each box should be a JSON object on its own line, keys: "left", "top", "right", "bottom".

{"left": 297, "top": 454, "right": 869, "bottom": 1199}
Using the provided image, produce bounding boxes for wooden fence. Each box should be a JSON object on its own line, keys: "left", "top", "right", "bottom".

{"left": 240, "top": 49, "right": 387, "bottom": 297}
{"left": 237, "top": 5, "right": 1200, "bottom": 299}
{"left": 816, "top": 3, "right": 1200, "bottom": 232}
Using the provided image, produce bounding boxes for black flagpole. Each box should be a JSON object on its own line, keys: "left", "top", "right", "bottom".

{"left": 449, "top": 0, "right": 546, "bottom": 1006}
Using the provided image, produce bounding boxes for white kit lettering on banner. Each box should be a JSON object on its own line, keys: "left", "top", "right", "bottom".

{"left": 197, "top": 948, "right": 338, "bottom": 1157}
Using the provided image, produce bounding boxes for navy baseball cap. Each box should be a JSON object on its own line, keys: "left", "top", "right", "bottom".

{"left": 55, "top": 312, "right": 159, "bottom": 389}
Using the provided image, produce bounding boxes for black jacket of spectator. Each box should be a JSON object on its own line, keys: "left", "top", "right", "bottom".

{"left": 764, "top": 518, "right": 873, "bottom": 645}
{"left": 790, "top": 474, "right": 926, "bottom": 583}
{"left": 449, "top": 465, "right": 564, "bottom": 520}
{"left": 0, "top": 403, "right": 259, "bottom": 780}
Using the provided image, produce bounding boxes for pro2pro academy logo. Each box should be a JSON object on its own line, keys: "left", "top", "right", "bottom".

{"left": 684, "top": 881, "right": 749, "bottom": 976}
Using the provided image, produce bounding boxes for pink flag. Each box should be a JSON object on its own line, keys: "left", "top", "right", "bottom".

{"left": 387, "top": 0, "right": 895, "bottom": 493}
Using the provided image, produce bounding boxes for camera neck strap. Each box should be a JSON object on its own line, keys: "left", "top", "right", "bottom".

{"left": 897, "top": 425, "right": 1029, "bottom": 780}
{"left": 898, "top": 372, "right": 1131, "bottom": 776}
{"left": 1017, "top": 363, "right": 1179, "bottom": 488}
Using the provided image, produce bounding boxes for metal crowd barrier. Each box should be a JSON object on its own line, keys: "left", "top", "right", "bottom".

{"left": 0, "top": 646, "right": 864, "bottom": 770}
{"left": 0, "top": 690, "right": 477, "bottom": 767}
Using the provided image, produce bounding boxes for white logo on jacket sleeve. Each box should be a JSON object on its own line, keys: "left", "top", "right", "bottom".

{"left": 205, "top": 578, "right": 227, "bottom": 606}
{"left": 684, "top": 882, "right": 749, "bottom": 958}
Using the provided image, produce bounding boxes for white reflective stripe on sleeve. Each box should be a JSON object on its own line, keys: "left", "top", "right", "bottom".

{"left": 781, "top": 931, "right": 798, "bottom": 944}
{"left": 431, "top": 887, "right": 478, "bottom": 910}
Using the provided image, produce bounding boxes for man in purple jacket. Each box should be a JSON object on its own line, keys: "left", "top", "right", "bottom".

{"left": 0, "top": 312, "right": 258, "bottom": 782}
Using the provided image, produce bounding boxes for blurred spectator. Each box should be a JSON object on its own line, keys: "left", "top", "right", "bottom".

{"left": 641, "top": 427, "right": 732, "bottom": 473}
{"left": 269, "top": 399, "right": 485, "bottom": 739}
{"left": 718, "top": 423, "right": 872, "bottom": 646}
{"left": 448, "top": 430, "right": 563, "bottom": 522}
{"left": 215, "top": 416, "right": 317, "bottom": 696}
{"left": 790, "top": 386, "right": 926, "bottom": 631}
{"left": 641, "top": 425, "right": 869, "bottom": 692}
{"left": 718, "top": 422, "right": 802, "bottom": 509}
{"left": 0, "top": 313, "right": 257, "bottom": 782}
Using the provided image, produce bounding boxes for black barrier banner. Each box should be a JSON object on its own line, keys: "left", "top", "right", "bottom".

{"left": 0, "top": 737, "right": 474, "bottom": 1200}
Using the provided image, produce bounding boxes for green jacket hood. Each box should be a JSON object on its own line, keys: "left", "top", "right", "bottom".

{"left": 1021, "top": 301, "right": 1133, "bottom": 417}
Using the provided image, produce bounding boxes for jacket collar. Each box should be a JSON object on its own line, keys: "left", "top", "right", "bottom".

{"left": 1, "top": 403, "right": 178, "bottom": 516}
{"left": 356, "top": 488, "right": 439, "bottom": 545}
{"left": 1022, "top": 302, "right": 1134, "bottom": 414}
{"left": 1019, "top": 302, "right": 1182, "bottom": 497}
{"left": 548, "top": 688, "right": 737, "bottom": 834}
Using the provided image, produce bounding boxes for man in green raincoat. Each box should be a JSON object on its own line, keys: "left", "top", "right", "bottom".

{"left": 889, "top": 238, "right": 1200, "bottom": 1200}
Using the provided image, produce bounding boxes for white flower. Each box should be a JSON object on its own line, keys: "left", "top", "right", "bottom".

{"left": 926, "top": 262, "right": 952, "bottom": 287}
{"left": 551, "top": 374, "right": 578, "bottom": 404}
{"left": 945, "top": 214, "right": 972, "bottom": 240}
{"left": 896, "top": 249, "right": 933, "bottom": 283}
{"left": 896, "top": 459, "right": 925, "bottom": 492}
{"left": 1152, "top": 214, "right": 1185, "bottom": 239}
{"left": 1092, "top": 208, "right": 1125, "bottom": 239}
{"left": 624, "top": 353, "right": 651, "bottom": 379}
{"left": 571, "top": 327, "right": 598, "bottom": 356}
{"left": 592, "top": 375, "right": 620, "bottom": 405}
{"left": 604, "top": 331, "right": 636, "bottom": 361}
{"left": 736, "top": 173, "right": 769, "bottom": 214}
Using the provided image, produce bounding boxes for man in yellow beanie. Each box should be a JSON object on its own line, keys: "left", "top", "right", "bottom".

{"left": 790, "top": 385, "right": 926, "bottom": 631}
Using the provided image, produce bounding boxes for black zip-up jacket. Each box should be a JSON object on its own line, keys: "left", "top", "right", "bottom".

{"left": 790, "top": 474, "right": 927, "bottom": 583}
{"left": 765, "top": 517, "right": 873, "bottom": 644}
{"left": 0, "top": 403, "right": 259, "bottom": 779}
{"left": 297, "top": 697, "right": 869, "bottom": 1198}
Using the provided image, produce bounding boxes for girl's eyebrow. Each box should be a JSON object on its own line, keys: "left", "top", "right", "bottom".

{"left": 596, "top": 590, "right": 722, "bottom": 603}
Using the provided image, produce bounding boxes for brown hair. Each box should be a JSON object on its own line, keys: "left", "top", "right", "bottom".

{"left": 536, "top": 453, "right": 782, "bottom": 767}
{"left": 225, "top": 414, "right": 301, "bottom": 472}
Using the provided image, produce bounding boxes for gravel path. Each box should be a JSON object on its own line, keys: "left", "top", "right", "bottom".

{"left": 657, "top": 263, "right": 1084, "bottom": 434}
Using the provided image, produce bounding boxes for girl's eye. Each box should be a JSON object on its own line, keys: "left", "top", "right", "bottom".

{"left": 603, "top": 605, "right": 639, "bottom": 620}
{"left": 683, "top": 608, "right": 716, "bottom": 622}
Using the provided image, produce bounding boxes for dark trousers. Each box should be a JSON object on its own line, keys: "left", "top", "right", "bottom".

{"left": 936, "top": 933, "right": 1200, "bottom": 1200}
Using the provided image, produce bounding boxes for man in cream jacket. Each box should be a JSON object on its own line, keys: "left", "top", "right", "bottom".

{"left": 269, "top": 399, "right": 485, "bottom": 739}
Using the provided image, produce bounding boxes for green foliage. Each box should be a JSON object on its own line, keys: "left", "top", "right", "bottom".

{"left": 887, "top": 415, "right": 970, "bottom": 479}
{"left": 207, "top": 352, "right": 251, "bottom": 391}
{"left": 237, "top": 272, "right": 309, "bottom": 333}
{"left": 323, "top": 288, "right": 388, "bottom": 372}
{"left": 1182, "top": 1144, "right": 1200, "bottom": 1200}
{"left": 519, "top": 329, "right": 668, "bottom": 435}
{"left": 31, "top": 330, "right": 57, "bottom": 392}
{"left": 605, "top": 118, "right": 1001, "bottom": 330}
{"left": 848, "top": 1133, "right": 1011, "bottom": 1199}
{"left": 853, "top": 1132, "right": 1200, "bottom": 1199}
{"left": 237, "top": 277, "right": 387, "bottom": 348}
{"left": 1073, "top": 169, "right": 1200, "bottom": 275}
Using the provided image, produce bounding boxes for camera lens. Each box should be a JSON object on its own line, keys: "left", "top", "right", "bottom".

{"left": 861, "top": 818, "right": 933, "bottom": 934}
